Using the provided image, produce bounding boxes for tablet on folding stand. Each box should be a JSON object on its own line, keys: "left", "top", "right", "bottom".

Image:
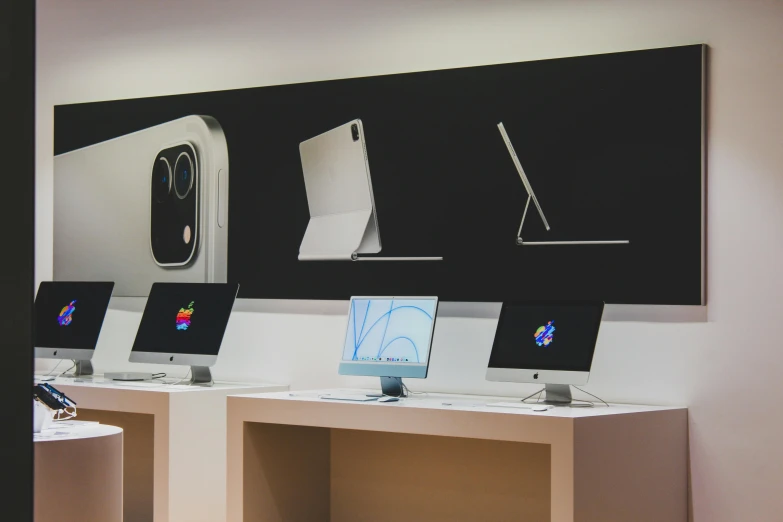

{"left": 298, "top": 119, "right": 442, "bottom": 262}
{"left": 497, "top": 122, "right": 629, "bottom": 246}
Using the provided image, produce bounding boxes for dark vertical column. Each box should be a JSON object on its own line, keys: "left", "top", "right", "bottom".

{"left": 0, "top": 0, "right": 35, "bottom": 520}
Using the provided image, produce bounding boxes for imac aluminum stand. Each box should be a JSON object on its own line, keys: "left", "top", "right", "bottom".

{"left": 73, "top": 360, "right": 94, "bottom": 377}
{"left": 541, "top": 384, "right": 573, "bottom": 405}
{"left": 189, "top": 366, "right": 213, "bottom": 387}
{"left": 367, "top": 377, "right": 406, "bottom": 398}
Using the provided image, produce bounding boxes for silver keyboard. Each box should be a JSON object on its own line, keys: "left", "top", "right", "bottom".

{"left": 486, "top": 401, "right": 552, "bottom": 410}
{"left": 319, "top": 393, "right": 378, "bottom": 402}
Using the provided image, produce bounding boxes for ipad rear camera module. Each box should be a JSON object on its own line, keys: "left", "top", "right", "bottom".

{"left": 151, "top": 143, "right": 199, "bottom": 266}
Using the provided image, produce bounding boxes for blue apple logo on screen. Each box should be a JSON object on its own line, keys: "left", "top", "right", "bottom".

{"left": 57, "top": 300, "right": 77, "bottom": 326}
{"left": 534, "top": 320, "right": 555, "bottom": 347}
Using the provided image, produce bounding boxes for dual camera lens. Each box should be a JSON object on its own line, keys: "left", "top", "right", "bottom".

{"left": 153, "top": 157, "right": 171, "bottom": 203}
{"left": 174, "top": 152, "right": 194, "bottom": 199}
{"left": 150, "top": 145, "right": 198, "bottom": 263}
{"left": 351, "top": 123, "right": 359, "bottom": 142}
{"left": 152, "top": 151, "right": 194, "bottom": 202}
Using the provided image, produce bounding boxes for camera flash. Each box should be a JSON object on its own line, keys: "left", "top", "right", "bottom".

{"left": 183, "top": 225, "right": 191, "bottom": 244}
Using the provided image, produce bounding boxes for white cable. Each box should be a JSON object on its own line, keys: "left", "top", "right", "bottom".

{"left": 120, "top": 369, "right": 191, "bottom": 389}
{"left": 43, "top": 359, "right": 66, "bottom": 378}
{"left": 58, "top": 360, "right": 77, "bottom": 378}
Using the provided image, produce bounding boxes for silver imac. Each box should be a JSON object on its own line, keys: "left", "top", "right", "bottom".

{"left": 298, "top": 120, "right": 442, "bottom": 262}
{"left": 486, "top": 300, "right": 605, "bottom": 405}
{"left": 497, "top": 122, "right": 629, "bottom": 246}
{"left": 34, "top": 281, "right": 115, "bottom": 377}
{"left": 112, "top": 282, "right": 239, "bottom": 386}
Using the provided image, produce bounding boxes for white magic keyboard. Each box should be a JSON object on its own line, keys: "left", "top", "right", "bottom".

{"left": 319, "top": 393, "right": 378, "bottom": 402}
{"left": 486, "top": 402, "right": 553, "bottom": 410}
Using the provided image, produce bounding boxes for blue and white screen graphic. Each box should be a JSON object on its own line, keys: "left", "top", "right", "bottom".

{"left": 342, "top": 298, "right": 437, "bottom": 365}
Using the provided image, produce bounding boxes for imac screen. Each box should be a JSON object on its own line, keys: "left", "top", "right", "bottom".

{"left": 131, "top": 283, "right": 239, "bottom": 356}
{"left": 34, "top": 281, "right": 114, "bottom": 350}
{"left": 488, "top": 301, "right": 604, "bottom": 372}
{"left": 342, "top": 297, "right": 437, "bottom": 367}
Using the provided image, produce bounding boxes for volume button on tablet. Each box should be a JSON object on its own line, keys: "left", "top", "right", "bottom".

{"left": 217, "top": 169, "right": 225, "bottom": 228}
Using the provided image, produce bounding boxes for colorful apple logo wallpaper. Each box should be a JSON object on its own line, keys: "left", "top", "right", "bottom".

{"left": 534, "top": 320, "right": 555, "bottom": 347}
{"left": 57, "top": 300, "right": 77, "bottom": 326}
{"left": 176, "top": 301, "right": 195, "bottom": 331}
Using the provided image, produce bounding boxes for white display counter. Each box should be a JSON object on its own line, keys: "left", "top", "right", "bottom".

{"left": 35, "top": 422, "right": 123, "bottom": 522}
{"left": 227, "top": 389, "right": 688, "bottom": 522}
{"left": 40, "top": 376, "right": 287, "bottom": 522}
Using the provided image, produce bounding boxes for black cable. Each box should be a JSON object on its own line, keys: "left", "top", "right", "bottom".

{"left": 519, "top": 387, "right": 605, "bottom": 408}
{"left": 520, "top": 388, "right": 545, "bottom": 403}
{"left": 573, "top": 386, "right": 610, "bottom": 407}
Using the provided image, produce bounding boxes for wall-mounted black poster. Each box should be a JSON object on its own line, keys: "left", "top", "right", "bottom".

{"left": 54, "top": 44, "right": 705, "bottom": 305}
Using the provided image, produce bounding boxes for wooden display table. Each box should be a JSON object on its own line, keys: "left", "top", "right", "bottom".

{"left": 227, "top": 389, "right": 687, "bottom": 522}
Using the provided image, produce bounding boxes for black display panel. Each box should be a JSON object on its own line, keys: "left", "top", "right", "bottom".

{"left": 34, "top": 282, "right": 114, "bottom": 350}
{"left": 54, "top": 45, "right": 705, "bottom": 304}
{"left": 131, "top": 283, "right": 239, "bottom": 356}
{"left": 487, "top": 301, "right": 604, "bottom": 372}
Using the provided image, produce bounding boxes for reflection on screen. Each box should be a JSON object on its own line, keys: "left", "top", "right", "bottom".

{"left": 342, "top": 298, "right": 436, "bottom": 364}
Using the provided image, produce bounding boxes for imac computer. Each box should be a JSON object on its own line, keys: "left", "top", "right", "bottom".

{"left": 34, "top": 281, "right": 115, "bottom": 376}
{"left": 486, "top": 300, "right": 605, "bottom": 405}
{"left": 107, "top": 282, "right": 239, "bottom": 386}
{"left": 335, "top": 296, "right": 439, "bottom": 399}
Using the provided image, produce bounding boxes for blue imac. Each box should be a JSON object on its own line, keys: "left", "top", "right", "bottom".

{"left": 339, "top": 296, "right": 439, "bottom": 397}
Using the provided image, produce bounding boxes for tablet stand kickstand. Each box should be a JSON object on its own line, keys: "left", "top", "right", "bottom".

{"left": 516, "top": 195, "right": 630, "bottom": 246}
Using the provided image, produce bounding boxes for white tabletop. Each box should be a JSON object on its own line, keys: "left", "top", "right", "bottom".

{"left": 232, "top": 388, "right": 685, "bottom": 418}
{"left": 35, "top": 374, "right": 284, "bottom": 394}
{"left": 34, "top": 421, "right": 122, "bottom": 442}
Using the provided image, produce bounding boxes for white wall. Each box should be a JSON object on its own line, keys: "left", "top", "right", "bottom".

{"left": 36, "top": 1, "right": 783, "bottom": 520}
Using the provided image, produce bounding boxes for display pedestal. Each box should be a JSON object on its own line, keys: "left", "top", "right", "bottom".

{"left": 34, "top": 423, "right": 123, "bottom": 522}
{"left": 227, "top": 389, "right": 688, "bottom": 522}
{"left": 38, "top": 375, "right": 287, "bottom": 522}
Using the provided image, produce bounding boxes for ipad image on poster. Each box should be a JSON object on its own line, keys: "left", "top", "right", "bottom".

{"left": 298, "top": 119, "right": 381, "bottom": 261}
{"left": 53, "top": 116, "right": 229, "bottom": 297}
{"left": 297, "top": 119, "right": 441, "bottom": 262}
